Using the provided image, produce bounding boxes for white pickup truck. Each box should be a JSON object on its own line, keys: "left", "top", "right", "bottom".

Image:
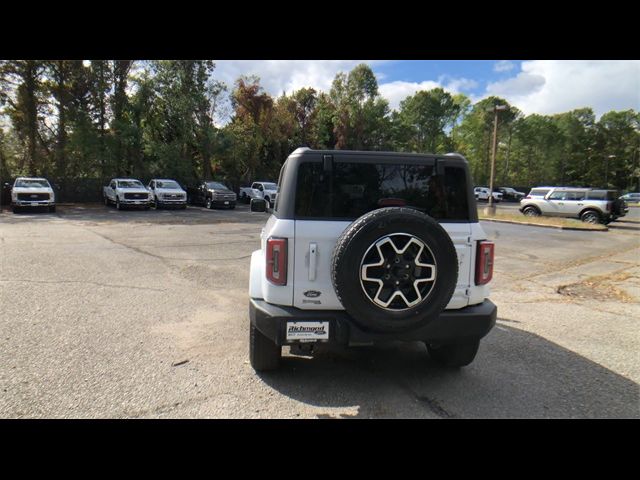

{"left": 474, "top": 187, "right": 503, "bottom": 203}
{"left": 103, "top": 178, "right": 152, "bottom": 210}
{"left": 239, "top": 181, "right": 278, "bottom": 207}
{"left": 11, "top": 177, "right": 56, "bottom": 213}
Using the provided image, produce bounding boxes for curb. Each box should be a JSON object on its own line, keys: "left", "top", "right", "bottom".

{"left": 479, "top": 217, "right": 608, "bottom": 232}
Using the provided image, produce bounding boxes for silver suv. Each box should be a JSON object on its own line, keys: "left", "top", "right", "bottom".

{"left": 519, "top": 187, "right": 625, "bottom": 224}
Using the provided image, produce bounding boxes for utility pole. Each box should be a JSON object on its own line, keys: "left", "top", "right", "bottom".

{"left": 485, "top": 104, "right": 508, "bottom": 215}
{"left": 606, "top": 154, "right": 616, "bottom": 187}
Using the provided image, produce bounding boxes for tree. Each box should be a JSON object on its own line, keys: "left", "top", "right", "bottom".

{"left": 395, "top": 88, "right": 461, "bottom": 153}
{"left": 329, "top": 64, "right": 391, "bottom": 150}
{"left": 0, "top": 60, "right": 48, "bottom": 175}
{"left": 453, "top": 96, "right": 519, "bottom": 185}
{"left": 595, "top": 110, "right": 640, "bottom": 190}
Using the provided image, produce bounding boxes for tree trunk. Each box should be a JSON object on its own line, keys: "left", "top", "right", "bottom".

{"left": 25, "top": 61, "right": 39, "bottom": 175}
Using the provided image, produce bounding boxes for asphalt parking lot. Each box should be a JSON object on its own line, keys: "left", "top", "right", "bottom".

{"left": 1, "top": 203, "right": 638, "bottom": 418}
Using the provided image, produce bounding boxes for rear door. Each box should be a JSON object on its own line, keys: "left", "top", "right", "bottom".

{"left": 563, "top": 191, "right": 586, "bottom": 216}
{"left": 292, "top": 155, "right": 473, "bottom": 310}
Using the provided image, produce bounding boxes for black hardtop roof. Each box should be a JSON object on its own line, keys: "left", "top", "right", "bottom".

{"left": 289, "top": 147, "right": 468, "bottom": 163}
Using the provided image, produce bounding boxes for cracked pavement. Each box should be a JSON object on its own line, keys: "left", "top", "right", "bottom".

{"left": 1, "top": 203, "right": 638, "bottom": 418}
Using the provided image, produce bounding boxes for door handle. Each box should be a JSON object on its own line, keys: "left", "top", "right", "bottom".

{"left": 309, "top": 243, "right": 317, "bottom": 281}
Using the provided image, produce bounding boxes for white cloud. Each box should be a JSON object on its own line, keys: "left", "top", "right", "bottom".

{"left": 485, "top": 60, "right": 640, "bottom": 117}
{"left": 211, "top": 60, "right": 477, "bottom": 115}
{"left": 493, "top": 60, "right": 515, "bottom": 72}
{"left": 378, "top": 76, "right": 478, "bottom": 111}
{"left": 212, "top": 60, "right": 388, "bottom": 97}
{"left": 379, "top": 80, "right": 443, "bottom": 110}
{"left": 439, "top": 75, "right": 479, "bottom": 92}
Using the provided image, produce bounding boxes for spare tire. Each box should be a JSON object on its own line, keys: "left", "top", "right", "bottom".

{"left": 331, "top": 207, "right": 458, "bottom": 333}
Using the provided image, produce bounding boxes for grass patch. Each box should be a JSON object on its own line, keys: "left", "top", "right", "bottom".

{"left": 627, "top": 202, "right": 640, "bottom": 207}
{"left": 478, "top": 211, "right": 607, "bottom": 230}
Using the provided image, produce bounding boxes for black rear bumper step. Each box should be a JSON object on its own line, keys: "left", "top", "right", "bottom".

{"left": 250, "top": 298, "right": 497, "bottom": 346}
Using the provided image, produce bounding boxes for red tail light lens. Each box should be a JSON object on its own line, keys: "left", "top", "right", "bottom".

{"left": 475, "top": 241, "right": 494, "bottom": 285}
{"left": 266, "top": 237, "right": 287, "bottom": 285}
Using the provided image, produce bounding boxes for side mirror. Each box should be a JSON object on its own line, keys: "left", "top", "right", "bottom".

{"left": 250, "top": 198, "right": 267, "bottom": 213}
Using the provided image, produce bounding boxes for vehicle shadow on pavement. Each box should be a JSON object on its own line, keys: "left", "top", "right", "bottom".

{"left": 257, "top": 321, "right": 639, "bottom": 419}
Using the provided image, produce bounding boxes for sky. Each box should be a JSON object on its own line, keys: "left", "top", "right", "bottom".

{"left": 212, "top": 60, "right": 640, "bottom": 119}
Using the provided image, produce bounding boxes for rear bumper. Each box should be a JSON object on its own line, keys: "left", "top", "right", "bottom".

{"left": 250, "top": 298, "right": 497, "bottom": 346}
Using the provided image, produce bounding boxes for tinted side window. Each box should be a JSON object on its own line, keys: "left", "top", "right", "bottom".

{"left": 586, "top": 191, "right": 605, "bottom": 200}
{"left": 294, "top": 162, "right": 469, "bottom": 221}
{"left": 274, "top": 162, "right": 287, "bottom": 213}
{"left": 565, "top": 192, "right": 585, "bottom": 200}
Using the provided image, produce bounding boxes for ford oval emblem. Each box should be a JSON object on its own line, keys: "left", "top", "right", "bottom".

{"left": 303, "top": 290, "right": 321, "bottom": 298}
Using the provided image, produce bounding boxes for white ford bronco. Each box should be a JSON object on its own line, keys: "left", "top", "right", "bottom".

{"left": 248, "top": 148, "right": 497, "bottom": 371}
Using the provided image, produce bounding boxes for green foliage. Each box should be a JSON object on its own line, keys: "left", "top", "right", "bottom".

{"left": 0, "top": 61, "right": 638, "bottom": 193}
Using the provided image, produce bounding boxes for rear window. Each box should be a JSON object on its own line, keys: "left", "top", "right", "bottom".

{"left": 294, "top": 162, "right": 470, "bottom": 220}
{"left": 587, "top": 190, "right": 618, "bottom": 200}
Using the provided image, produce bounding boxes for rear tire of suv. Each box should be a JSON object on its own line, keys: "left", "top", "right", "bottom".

{"left": 331, "top": 207, "right": 458, "bottom": 333}
{"left": 426, "top": 339, "right": 480, "bottom": 367}
{"left": 250, "top": 323, "right": 281, "bottom": 371}
{"left": 580, "top": 210, "right": 601, "bottom": 224}
{"left": 522, "top": 206, "right": 540, "bottom": 217}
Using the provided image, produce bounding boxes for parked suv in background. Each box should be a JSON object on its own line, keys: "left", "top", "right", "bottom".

{"left": 248, "top": 148, "right": 497, "bottom": 371}
{"left": 187, "top": 181, "right": 237, "bottom": 209}
{"left": 11, "top": 177, "right": 56, "bottom": 213}
{"left": 519, "top": 187, "right": 625, "bottom": 224}
{"left": 147, "top": 179, "right": 187, "bottom": 209}
{"left": 621, "top": 192, "right": 640, "bottom": 203}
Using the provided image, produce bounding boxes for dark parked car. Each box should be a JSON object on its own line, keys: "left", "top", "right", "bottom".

{"left": 495, "top": 187, "right": 525, "bottom": 202}
{"left": 186, "top": 181, "right": 237, "bottom": 209}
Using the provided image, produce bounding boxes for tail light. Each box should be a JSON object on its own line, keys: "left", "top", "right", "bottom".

{"left": 525, "top": 195, "right": 531, "bottom": 199}
{"left": 475, "top": 241, "right": 494, "bottom": 285}
{"left": 266, "top": 237, "right": 287, "bottom": 285}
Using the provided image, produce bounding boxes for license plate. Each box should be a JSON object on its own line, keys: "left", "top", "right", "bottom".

{"left": 31, "top": 202, "right": 40, "bottom": 206}
{"left": 286, "top": 321, "right": 329, "bottom": 341}
{"left": 224, "top": 201, "right": 229, "bottom": 205}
